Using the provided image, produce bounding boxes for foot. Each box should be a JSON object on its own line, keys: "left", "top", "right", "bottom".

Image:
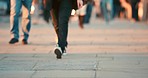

{"left": 9, "top": 38, "right": 18, "bottom": 44}
{"left": 22, "top": 39, "right": 28, "bottom": 45}
{"left": 62, "top": 48, "right": 67, "bottom": 56}
{"left": 54, "top": 47, "right": 62, "bottom": 59}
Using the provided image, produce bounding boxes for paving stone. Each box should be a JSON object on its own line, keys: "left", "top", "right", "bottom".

{"left": 33, "top": 54, "right": 97, "bottom": 70}
{"left": 97, "top": 71, "right": 148, "bottom": 78}
{"left": 0, "top": 60, "right": 36, "bottom": 71}
{"left": 0, "top": 71, "right": 34, "bottom": 78}
{"left": 32, "top": 70, "right": 95, "bottom": 78}
{"left": 1, "top": 14, "right": 148, "bottom": 78}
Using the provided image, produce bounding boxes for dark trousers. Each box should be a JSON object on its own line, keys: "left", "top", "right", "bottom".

{"left": 113, "top": 5, "right": 122, "bottom": 18}
{"left": 50, "top": 0, "right": 72, "bottom": 49}
{"left": 131, "top": 3, "right": 139, "bottom": 21}
{"left": 83, "top": 2, "right": 93, "bottom": 24}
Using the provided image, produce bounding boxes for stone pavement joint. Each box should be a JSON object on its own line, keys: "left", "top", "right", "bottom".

{"left": 0, "top": 15, "right": 148, "bottom": 78}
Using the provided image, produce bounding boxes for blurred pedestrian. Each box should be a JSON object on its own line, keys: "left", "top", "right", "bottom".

{"left": 94, "top": 0, "right": 101, "bottom": 18}
{"left": 113, "top": 0, "right": 122, "bottom": 18}
{"left": 127, "top": 0, "right": 141, "bottom": 21}
{"left": 9, "top": 0, "right": 33, "bottom": 44}
{"left": 43, "top": 0, "right": 85, "bottom": 59}
{"left": 77, "top": 4, "right": 87, "bottom": 29}
{"left": 100, "top": 0, "right": 114, "bottom": 22}
{"left": 31, "top": 0, "right": 40, "bottom": 24}
{"left": 83, "top": 0, "right": 94, "bottom": 24}
{"left": 142, "top": 0, "right": 148, "bottom": 22}
{"left": 120, "top": 0, "right": 132, "bottom": 20}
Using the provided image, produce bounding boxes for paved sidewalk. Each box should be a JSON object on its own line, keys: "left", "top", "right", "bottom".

{"left": 0, "top": 15, "right": 148, "bottom": 78}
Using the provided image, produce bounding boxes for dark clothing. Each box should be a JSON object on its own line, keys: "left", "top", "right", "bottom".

{"left": 43, "top": 0, "right": 78, "bottom": 23}
{"left": 71, "top": 0, "right": 78, "bottom": 10}
{"left": 83, "top": 1, "right": 93, "bottom": 23}
{"left": 126, "top": 0, "right": 140, "bottom": 4}
{"left": 43, "top": 0, "right": 77, "bottom": 49}
{"left": 53, "top": 0, "right": 72, "bottom": 48}
{"left": 43, "top": 0, "right": 78, "bottom": 10}
{"left": 131, "top": 3, "right": 139, "bottom": 21}
{"left": 113, "top": 0, "right": 122, "bottom": 17}
{"left": 43, "top": 0, "right": 88, "bottom": 49}
{"left": 113, "top": 0, "right": 121, "bottom": 6}
{"left": 127, "top": 0, "right": 140, "bottom": 21}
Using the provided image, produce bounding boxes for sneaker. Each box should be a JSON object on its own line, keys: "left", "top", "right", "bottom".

{"left": 55, "top": 44, "right": 67, "bottom": 56}
{"left": 54, "top": 47, "right": 62, "bottom": 59}
{"left": 22, "top": 39, "right": 28, "bottom": 45}
{"left": 9, "top": 38, "right": 19, "bottom": 44}
{"left": 62, "top": 48, "right": 67, "bottom": 56}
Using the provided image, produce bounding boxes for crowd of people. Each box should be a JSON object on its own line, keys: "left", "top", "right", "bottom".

{"left": 62, "top": 0, "right": 148, "bottom": 29}
{"left": 8, "top": 0, "right": 86, "bottom": 59}
{"left": 82, "top": 0, "right": 147, "bottom": 23}
{"left": 7, "top": 0, "right": 148, "bottom": 59}
{"left": 28, "top": 0, "right": 148, "bottom": 26}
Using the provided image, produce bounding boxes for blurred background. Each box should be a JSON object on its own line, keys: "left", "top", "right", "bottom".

{"left": 0, "top": 0, "right": 148, "bottom": 24}
{"left": 0, "top": 0, "right": 10, "bottom": 15}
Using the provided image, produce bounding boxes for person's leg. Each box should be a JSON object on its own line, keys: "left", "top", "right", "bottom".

{"left": 142, "top": 0, "right": 148, "bottom": 21}
{"left": 146, "top": 1, "right": 148, "bottom": 21}
{"left": 78, "top": 15, "right": 84, "bottom": 29}
{"left": 58, "top": 0, "right": 72, "bottom": 51}
{"left": 120, "top": 0, "right": 132, "bottom": 20}
{"left": 101, "top": 0, "right": 109, "bottom": 22}
{"left": 10, "top": 0, "right": 22, "bottom": 39}
{"left": 109, "top": 0, "right": 114, "bottom": 19}
{"left": 132, "top": 3, "right": 139, "bottom": 21}
{"left": 50, "top": 9, "right": 59, "bottom": 36}
{"left": 94, "top": 0, "right": 100, "bottom": 18}
{"left": 51, "top": 1, "right": 63, "bottom": 59}
{"left": 21, "top": 0, "right": 32, "bottom": 43}
{"left": 50, "top": 0, "right": 60, "bottom": 44}
{"left": 53, "top": 0, "right": 71, "bottom": 59}
{"left": 9, "top": 0, "right": 22, "bottom": 44}
{"left": 43, "top": 0, "right": 53, "bottom": 23}
{"left": 77, "top": 4, "right": 87, "bottom": 29}
{"left": 83, "top": 3, "right": 93, "bottom": 24}
{"left": 51, "top": 0, "right": 60, "bottom": 37}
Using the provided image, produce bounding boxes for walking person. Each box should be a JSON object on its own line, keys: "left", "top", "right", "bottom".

{"left": 120, "top": 0, "right": 132, "bottom": 20}
{"left": 100, "top": 0, "right": 114, "bottom": 23}
{"left": 94, "top": 0, "right": 101, "bottom": 18}
{"left": 43, "top": 0, "right": 85, "bottom": 59}
{"left": 9, "top": 0, "right": 33, "bottom": 44}
{"left": 32, "top": 0, "right": 40, "bottom": 24}
{"left": 142, "top": 0, "right": 148, "bottom": 22}
{"left": 113, "top": 0, "right": 122, "bottom": 18}
{"left": 127, "top": 0, "right": 141, "bottom": 21}
{"left": 83, "top": 0, "right": 94, "bottom": 24}
{"left": 77, "top": 4, "right": 87, "bottom": 29}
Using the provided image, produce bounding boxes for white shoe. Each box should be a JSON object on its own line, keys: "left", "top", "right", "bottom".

{"left": 62, "top": 48, "right": 67, "bottom": 56}
{"left": 55, "top": 44, "right": 67, "bottom": 55}
{"left": 54, "top": 47, "right": 62, "bottom": 59}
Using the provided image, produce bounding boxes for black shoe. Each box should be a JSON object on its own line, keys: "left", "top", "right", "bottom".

{"left": 22, "top": 39, "right": 28, "bottom": 45}
{"left": 9, "top": 38, "right": 19, "bottom": 44}
{"left": 54, "top": 47, "right": 62, "bottom": 59}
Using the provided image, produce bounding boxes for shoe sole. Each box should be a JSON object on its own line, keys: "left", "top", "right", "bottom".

{"left": 54, "top": 49, "right": 62, "bottom": 59}
{"left": 22, "top": 42, "right": 28, "bottom": 45}
{"left": 63, "top": 53, "right": 67, "bottom": 56}
{"left": 9, "top": 41, "right": 19, "bottom": 44}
